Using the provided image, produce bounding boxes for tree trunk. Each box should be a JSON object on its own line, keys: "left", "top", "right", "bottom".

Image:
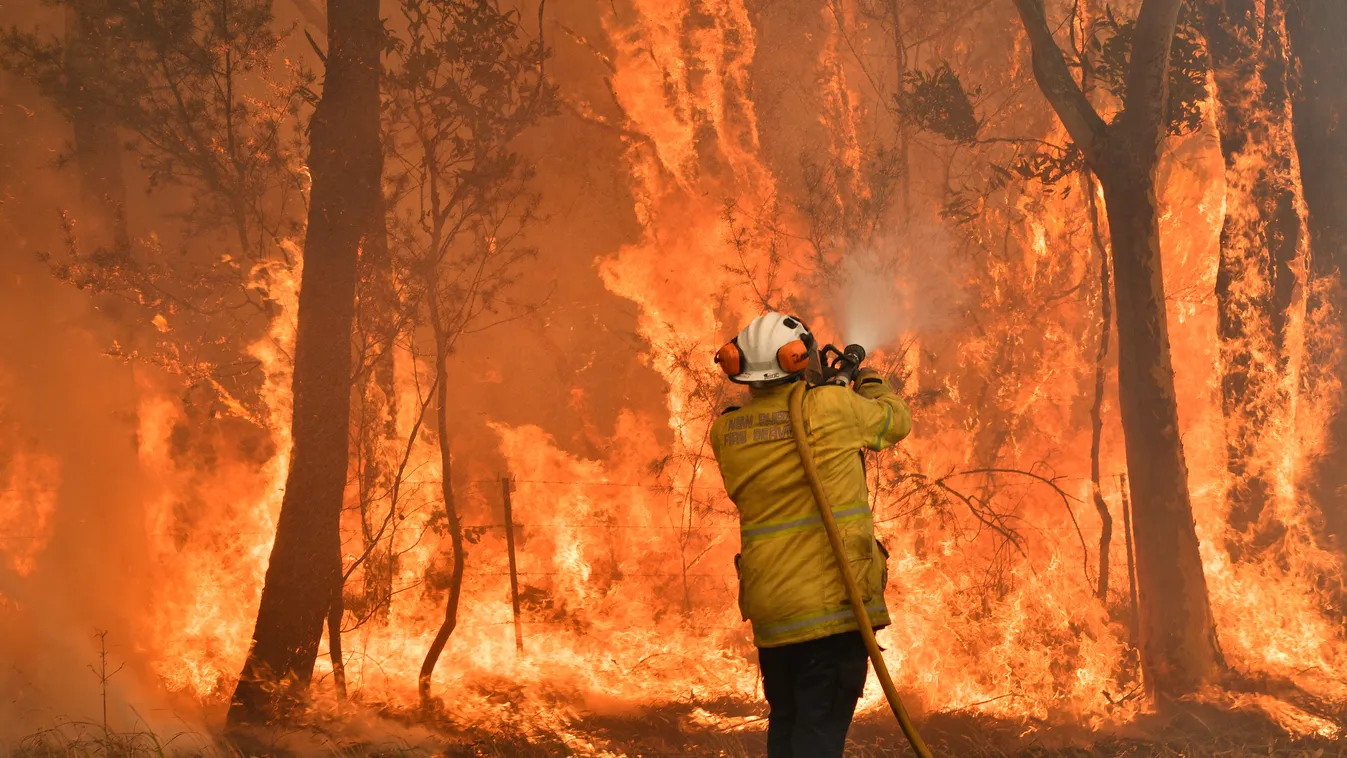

{"left": 1086, "top": 168, "right": 1113, "bottom": 602}
{"left": 1201, "top": 0, "right": 1307, "bottom": 557}
{"left": 1012, "top": 0, "right": 1227, "bottom": 698}
{"left": 1080, "top": 0, "right": 1113, "bottom": 604}
{"left": 417, "top": 334, "right": 466, "bottom": 707}
{"left": 357, "top": 187, "right": 397, "bottom": 621}
{"left": 327, "top": 586, "right": 347, "bottom": 700}
{"left": 888, "top": 0, "right": 911, "bottom": 224}
{"left": 1097, "top": 141, "right": 1226, "bottom": 696}
{"left": 63, "top": 5, "right": 128, "bottom": 249}
{"left": 227, "top": 0, "right": 382, "bottom": 725}
{"left": 1288, "top": 0, "right": 1347, "bottom": 555}
{"left": 1120, "top": 474, "right": 1140, "bottom": 649}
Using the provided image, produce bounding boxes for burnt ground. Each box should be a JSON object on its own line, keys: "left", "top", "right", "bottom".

{"left": 7, "top": 698, "right": 1347, "bottom": 757}
{"left": 424, "top": 698, "right": 1347, "bottom": 758}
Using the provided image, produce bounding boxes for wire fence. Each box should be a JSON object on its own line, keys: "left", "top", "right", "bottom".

{"left": 319, "top": 473, "right": 1145, "bottom": 640}
{"left": 202, "top": 472, "right": 1120, "bottom": 538}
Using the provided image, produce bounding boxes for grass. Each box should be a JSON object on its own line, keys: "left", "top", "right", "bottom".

{"left": 8, "top": 719, "right": 206, "bottom": 758}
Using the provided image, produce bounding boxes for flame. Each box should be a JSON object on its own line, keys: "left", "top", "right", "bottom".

{"left": 2, "top": 0, "right": 1345, "bottom": 746}
{"left": 0, "top": 449, "right": 60, "bottom": 578}
{"left": 0, "top": 369, "right": 60, "bottom": 594}
{"left": 137, "top": 256, "right": 299, "bottom": 697}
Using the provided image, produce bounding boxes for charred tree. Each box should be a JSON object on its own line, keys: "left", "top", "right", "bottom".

{"left": 227, "top": 0, "right": 383, "bottom": 725}
{"left": 1199, "top": 0, "right": 1306, "bottom": 557}
{"left": 342, "top": 18, "right": 395, "bottom": 684}
{"left": 1011, "top": 0, "right": 1225, "bottom": 698}
{"left": 1288, "top": 0, "right": 1347, "bottom": 556}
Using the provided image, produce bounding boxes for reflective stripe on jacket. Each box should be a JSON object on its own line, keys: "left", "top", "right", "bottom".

{"left": 711, "top": 376, "right": 912, "bottom": 648}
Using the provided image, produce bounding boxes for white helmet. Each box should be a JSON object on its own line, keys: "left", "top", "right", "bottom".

{"left": 715, "top": 312, "right": 814, "bottom": 385}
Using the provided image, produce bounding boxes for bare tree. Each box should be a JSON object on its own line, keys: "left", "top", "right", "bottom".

{"left": 378, "top": 0, "right": 553, "bottom": 706}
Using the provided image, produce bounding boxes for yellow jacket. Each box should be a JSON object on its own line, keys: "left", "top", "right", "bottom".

{"left": 711, "top": 374, "right": 912, "bottom": 648}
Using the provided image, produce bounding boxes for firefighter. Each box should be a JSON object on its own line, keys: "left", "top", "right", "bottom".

{"left": 711, "top": 312, "right": 912, "bottom": 758}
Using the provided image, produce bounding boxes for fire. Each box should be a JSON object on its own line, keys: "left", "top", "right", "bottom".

{"left": 1, "top": 0, "right": 1345, "bottom": 748}
{"left": 0, "top": 446, "right": 60, "bottom": 578}
{"left": 137, "top": 256, "right": 298, "bottom": 698}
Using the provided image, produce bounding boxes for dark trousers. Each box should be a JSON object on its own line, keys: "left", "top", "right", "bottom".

{"left": 758, "top": 631, "right": 870, "bottom": 758}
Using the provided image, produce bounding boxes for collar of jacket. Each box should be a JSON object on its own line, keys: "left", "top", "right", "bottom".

{"left": 749, "top": 381, "right": 803, "bottom": 399}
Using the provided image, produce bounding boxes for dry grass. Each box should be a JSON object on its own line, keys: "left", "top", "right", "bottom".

{"left": 7, "top": 720, "right": 205, "bottom": 758}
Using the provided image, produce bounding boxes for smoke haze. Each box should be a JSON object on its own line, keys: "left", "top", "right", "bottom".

{"left": 0, "top": 0, "right": 1344, "bottom": 750}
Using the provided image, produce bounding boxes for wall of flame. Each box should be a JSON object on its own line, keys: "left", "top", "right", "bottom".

{"left": 0, "top": 0, "right": 1344, "bottom": 745}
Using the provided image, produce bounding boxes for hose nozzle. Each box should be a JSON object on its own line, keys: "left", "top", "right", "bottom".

{"left": 821, "top": 343, "right": 867, "bottom": 386}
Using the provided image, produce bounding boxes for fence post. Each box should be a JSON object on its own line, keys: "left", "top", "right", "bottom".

{"left": 502, "top": 476, "right": 524, "bottom": 654}
{"left": 1118, "top": 473, "right": 1139, "bottom": 650}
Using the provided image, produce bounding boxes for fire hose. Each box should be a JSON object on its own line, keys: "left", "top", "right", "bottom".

{"left": 787, "top": 377, "right": 933, "bottom": 758}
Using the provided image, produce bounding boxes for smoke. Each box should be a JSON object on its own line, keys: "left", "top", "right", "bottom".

{"left": 0, "top": 59, "right": 202, "bottom": 740}
{"left": 833, "top": 217, "right": 966, "bottom": 353}
{"left": 0, "top": 279, "right": 191, "bottom": 740}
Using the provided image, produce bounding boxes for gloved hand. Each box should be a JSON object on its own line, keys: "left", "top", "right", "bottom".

{"left": 852, "top": 367, "right": 892, "bottom": 397}
{"left": 854, "top": 367, "right": 885, "bottom": 387}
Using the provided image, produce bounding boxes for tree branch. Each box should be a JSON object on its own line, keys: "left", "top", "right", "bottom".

{"left": 949, "top": 467, "right": 1093, "bottom": 589}
{"left": 291, "top": 0, "right": 327, "bottom": 33}
{"left": 1010, "top": 0, "right": 1108, "bottom": 163}
{"left": 304, "top": 28, "right": 327, "bottom": 65}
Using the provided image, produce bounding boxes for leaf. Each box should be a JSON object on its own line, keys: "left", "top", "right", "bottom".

{"left": 899, "top": 61, "right": 981, "bottom": 145}
{"left": 1092, "top": 9, "right": 1209, "bottom": 137}
{"left": 1012, "top": 143, "right": 1086, "bottom": 187}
